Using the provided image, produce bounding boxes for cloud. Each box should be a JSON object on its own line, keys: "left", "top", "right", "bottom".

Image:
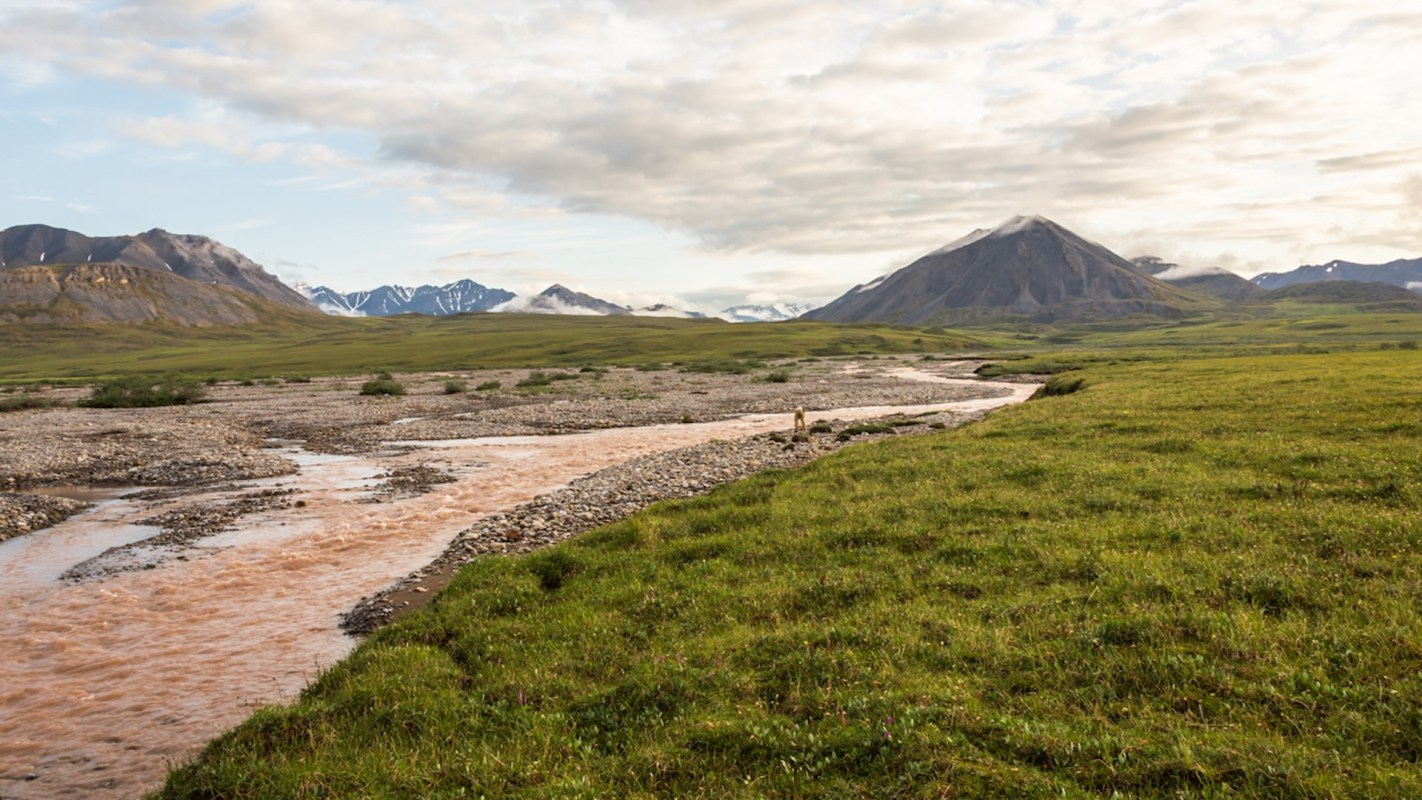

{"left": 6, "top": 0, "right": 1422, "bottom": 277}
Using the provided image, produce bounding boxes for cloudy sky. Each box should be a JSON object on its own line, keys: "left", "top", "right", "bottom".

{"left": 2, "top": 1, "right": 1419, "bottom": 311}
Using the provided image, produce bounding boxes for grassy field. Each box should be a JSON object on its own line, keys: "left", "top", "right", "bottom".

{"left": 156, "top": 345, "right": 1422, "bottom": 798}
{"left": 0, "top": 314, "right": 999, "bottom": 382}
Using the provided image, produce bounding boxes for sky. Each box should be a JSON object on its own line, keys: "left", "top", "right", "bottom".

{"left": 2, "top": 1, "right": 1420, "bottom": 313}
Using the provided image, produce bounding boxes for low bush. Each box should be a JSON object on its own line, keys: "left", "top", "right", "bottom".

{"left": 359, "top": 377, "right": 406, "bottom": 396}
{"left": 443, "top": 379, "right": 468, "bottom": 394}
{"left": 836, "top": 422, "right": 894, "bottom": 441}
{"left": 80, "top": 374, "right": 207, "bottom": 408}
{"left": 475, "top": 380, "right": 502, "bottom": 392}
{"left": 0, "top": 390, "right": 59, "bottom": 412}
{"left": 761, "top": 370, "right": 792, "bottom": 383}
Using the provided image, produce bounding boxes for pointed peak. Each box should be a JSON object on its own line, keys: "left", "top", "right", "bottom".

{"left": 989, "top": 215, "right": 1056, "bottom": 237}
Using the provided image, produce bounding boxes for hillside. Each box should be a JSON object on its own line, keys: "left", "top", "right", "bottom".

{"left": 805, "top": 216, "right": 1194, "bottom": 325}
{"left": 0, "top": 262, "right": 314, "bottom": 325}
{"left": 0, "top": 224, "right": 315, "bottom": 311}
{"left": 156, "top": 347, "right": 1422, "bottom": 798}
{"left": 1258, "top": 280, "right": 1422, "bottom": 310}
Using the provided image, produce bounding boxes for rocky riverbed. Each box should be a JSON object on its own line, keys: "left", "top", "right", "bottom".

{"left": 0, "top": 356, "right": 1003, "bottom": 499}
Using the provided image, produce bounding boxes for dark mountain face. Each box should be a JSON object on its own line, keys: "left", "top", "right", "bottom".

{"left": 805, "top": 216, "right": 1192, "bottom": 325}
{"left": 1251, "top": 258, "right": 1422, "bottom": 291}
{"left": 0, "top": 224, "right": 316, "bottom": 311}
{"left": 300, "top": 279, "right": 514, "bottom": 316}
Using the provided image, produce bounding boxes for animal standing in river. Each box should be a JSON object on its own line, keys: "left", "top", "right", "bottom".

{"left": 793, "top": 405, "right": 807, "bottom": 433}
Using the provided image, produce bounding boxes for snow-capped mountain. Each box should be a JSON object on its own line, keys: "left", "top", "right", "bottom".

{"left": 296, "top": 279, "right": 514, "bottom": 316}
{"left": 492, "top": 284, "right": 632, "bottom": 316}
{"left": 717, "top": 303, "right": 817, "bottom": 323}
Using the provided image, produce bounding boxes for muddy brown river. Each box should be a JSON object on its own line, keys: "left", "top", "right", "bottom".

{"left": 0, "top": 377, "right": 1034, "bottom": 799}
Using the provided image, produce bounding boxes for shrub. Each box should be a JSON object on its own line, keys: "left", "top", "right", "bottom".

{"left": 1400, "top": 340, "right": 1419, "bottom": 350}
{"left": 360, "top": 377, "right": 406, "bottom": 396}
{"left": 0, "top": 390, "right": 59, "bottom": 412}
{"left": 475, "top": 380, "right": 502, "bottom": 392}
{"left": 283, "top": 375, "right": 312, "bottom": 384}
{"left": 634, "top": 362, "right": 665, "bottom": 372}
{"left": 762, "top": 370, "right": 792, "bottom": 383}
{"left": 836, "top": 423, "right": 894, "bottom": 441}
{"left": 579, "top": 366, "right": 609, "bottom": 374}
{"left": 1032, "top": 374, "right": 1087, "bottom": 399}
{"left": 809, "top": 420, "right": 833, "bottom": 434}
{"left": 517, "top": 371, "right": 553, "bottom": 388}
{"left": 443, "top": 379, "right": 468, "bottom": 394}
{"left": 80, "top": 374, "right": 207, "bottom": 408}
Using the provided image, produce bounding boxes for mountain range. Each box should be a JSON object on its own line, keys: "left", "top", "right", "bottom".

{"left": 6, "top": 221, "right": 1420, "bottom": 328}
{"left": 0, "top": 224, "right": 314, "bottom": 310}
{"left": 1251, "top": 258, "right": 1422, "bottom": 291}
{"left": 297, "top": 280, "right": 514, "bottom": 316}
{"left": 0, "top": 224, "right": 317, "bottom": 324}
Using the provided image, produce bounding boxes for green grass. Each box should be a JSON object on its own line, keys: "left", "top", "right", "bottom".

{"left": 0, "top": 314, "right": 992, "bottom": 382}
{"left": 156, "top": 347, "right": 1422, "bottom": 798}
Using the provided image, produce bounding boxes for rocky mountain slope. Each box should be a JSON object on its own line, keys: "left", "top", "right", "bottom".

{"left": 0, "top": 224, "right": 315, "bottom": 311}
{"left": 805, "top": 216, "right": 1192, "bottom": 324}
{"left": 0, "top": 262, "right": 298, "bottom": 325}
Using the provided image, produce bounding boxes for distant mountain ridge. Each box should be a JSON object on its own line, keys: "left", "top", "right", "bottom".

{"left": 1252, "top": 258, "right": 1422, "bottom": 291}
{"left": 806, "top": 216, "right": 1192, "bottom": 325}
{"left": 1131, "top": 256, "right": 1261, "bottom": 301}
{"left": 298, "top": 279, "right": 514, "bottom": 316}
{"left": 0, "top": 224, "right": 315, "bottom": 311}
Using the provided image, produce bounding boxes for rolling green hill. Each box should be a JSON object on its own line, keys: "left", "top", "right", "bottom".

{"left": 0, "top": 314, "right": 999, "bottom": 382}
{"left": 156, "top": 342, "right": 1422, "bottom": 798}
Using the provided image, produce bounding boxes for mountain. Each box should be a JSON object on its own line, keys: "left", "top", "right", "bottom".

{"left": 718, "top": 303, "right": 817, "bottom": 323}
{"left": 804, "top": 216, "right": 1193, "bottom": 325}
{"left": 0, "top": 224, "right": 315, "bottom": 311}
{"left": 494, "top": 284, "right": 632, "bottom": 316}
{"left": 0, "top": 262, "right": 308, "bottom": 325}
{"left": 1131, "top": 256, "right": 1260, "bottom": 301}
{"left": 297, "top": 279, "right": 514, "bottom": 316}
{"left": 1252, "top": 258, "right": 1422, "bottom": 291}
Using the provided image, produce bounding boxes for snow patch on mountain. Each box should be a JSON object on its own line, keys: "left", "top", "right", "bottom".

{"left": 717, "top": 303, "right": 816, "bottom": 323}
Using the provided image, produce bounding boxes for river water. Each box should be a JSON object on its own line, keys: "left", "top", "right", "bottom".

{"left": 0, "top": 376, "right": 1034, "bottom": 799}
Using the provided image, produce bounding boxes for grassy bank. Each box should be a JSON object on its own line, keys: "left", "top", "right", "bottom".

{"left": 0, "top": 314, "right": 995, "bottom": 382}
{"left": 157, "top": 348, "right": 1422, "bottom": 798}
